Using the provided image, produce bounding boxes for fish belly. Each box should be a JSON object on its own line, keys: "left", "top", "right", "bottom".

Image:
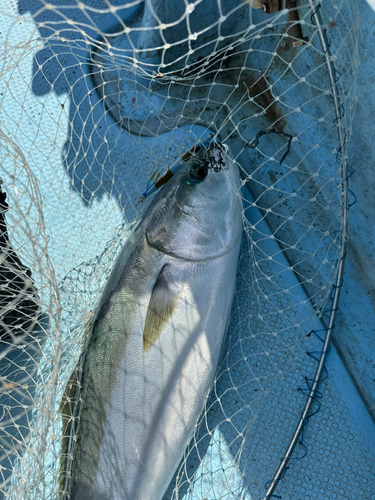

{"left": 69, "top": 244, "right": 240, "bottom": 500}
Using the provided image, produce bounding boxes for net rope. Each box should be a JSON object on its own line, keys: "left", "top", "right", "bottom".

{"left": 0, "top": 0, "right": 360, "bottom": 498}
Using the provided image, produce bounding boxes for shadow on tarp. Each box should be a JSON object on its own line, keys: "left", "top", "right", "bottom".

{"left": 18, "top": 0, "right": 144, "bottom": 221}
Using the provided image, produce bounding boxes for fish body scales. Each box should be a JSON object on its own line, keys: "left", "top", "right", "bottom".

{"left": 63, "top": 143, "right": 243, "bottom": 500}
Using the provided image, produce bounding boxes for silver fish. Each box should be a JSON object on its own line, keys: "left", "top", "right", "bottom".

{"left": 60, "top": 142, "right": 243, "bottom": 500}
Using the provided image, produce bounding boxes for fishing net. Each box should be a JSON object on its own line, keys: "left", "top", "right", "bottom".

{"left": 0, "top": 0, "right": 365, "bottom": 499}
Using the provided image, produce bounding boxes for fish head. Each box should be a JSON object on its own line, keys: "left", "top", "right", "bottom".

{"left": 145, "top": 143, "right": 243, "bottom": 261}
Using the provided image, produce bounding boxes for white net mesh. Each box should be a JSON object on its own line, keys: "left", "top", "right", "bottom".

{"left": 0, "top": 0, "right": 361, "bottom": 499}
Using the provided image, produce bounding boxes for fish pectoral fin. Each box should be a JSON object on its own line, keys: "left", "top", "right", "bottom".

{"left": 143, "top": 263, "right": 182, "bottom": 351}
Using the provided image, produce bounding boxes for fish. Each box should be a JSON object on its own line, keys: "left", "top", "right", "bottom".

{"left": 59, "top": 142, "right": 243, "bottom": 500}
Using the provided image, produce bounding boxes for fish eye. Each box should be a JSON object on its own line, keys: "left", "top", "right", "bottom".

{"left": 188, "top": 165, "right": 208, "bottom": 183}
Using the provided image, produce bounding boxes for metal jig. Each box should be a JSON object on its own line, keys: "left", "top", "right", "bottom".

{"left": 136, "top": 137, "right": 225, "bottom": 205}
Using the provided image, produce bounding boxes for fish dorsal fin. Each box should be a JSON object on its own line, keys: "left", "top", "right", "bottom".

{"left": 143, "top": 264, "right": 182, "bottom": 351}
